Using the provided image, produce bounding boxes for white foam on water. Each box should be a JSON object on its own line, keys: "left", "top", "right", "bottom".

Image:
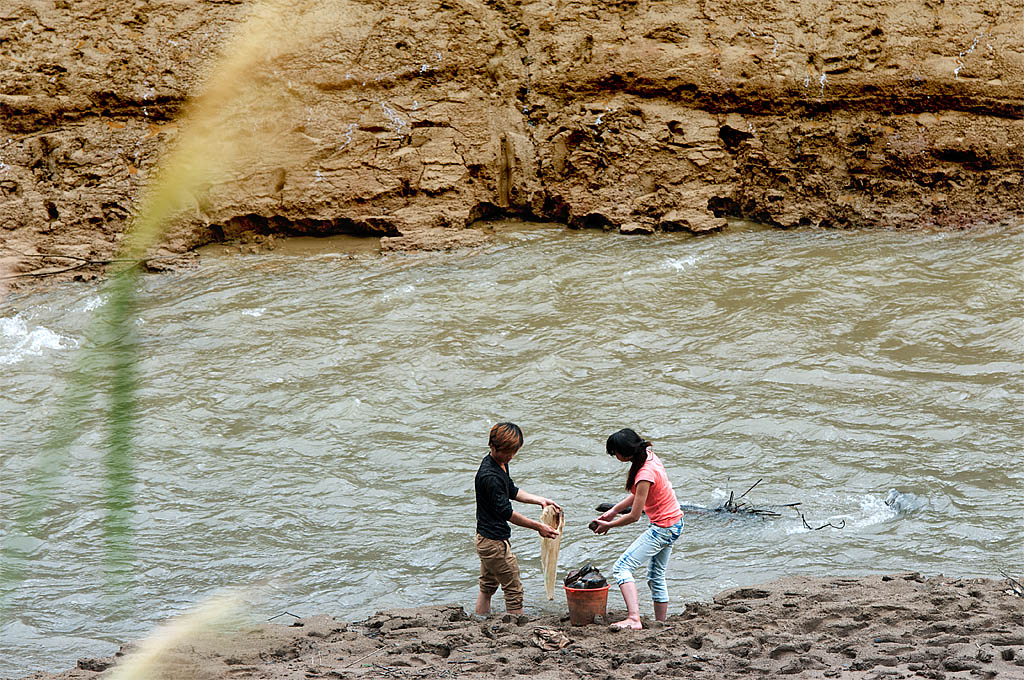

{"left": 241, "top": 308, "right": 266, "bottom": 317}
{"left": 710, "top": 487, "right": 730, "bottom": 503}
{"left": 381, "top": 284, "right": 415, "bottom": 302}
{"left": 785, "top": 492, "right": 898, "bottom": 535}
{"left": 0, "top": 314, "right": 78, "bottom": 365}
{"left": 79, "top": 295, "right": 107, "bottom": 313}
{"left": 663, "top": 254, "right": 705, "bottom": 271}
{"left": 883, "top": 488, "right": 926, "bottom": 514}
{"left": 843, "top": 493, "right": 901, "bottom": 529}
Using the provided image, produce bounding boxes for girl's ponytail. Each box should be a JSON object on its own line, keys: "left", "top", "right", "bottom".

{"left": 606, "top": 428, "right": 652, "bottom": 492}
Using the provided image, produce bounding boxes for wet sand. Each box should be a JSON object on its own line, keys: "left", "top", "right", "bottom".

{"left": 20, "top": 573, "right": 1024, "bottom": 680}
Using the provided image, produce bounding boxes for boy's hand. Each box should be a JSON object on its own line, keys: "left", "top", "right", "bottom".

{"left": 538, "top": 524, "right": 560, "bottom": 539}
{"left": 539, "top": 497, "right": 562, "bottom": 513}
{"left": 590, "top": 519, "right": 612, "bottom": 535}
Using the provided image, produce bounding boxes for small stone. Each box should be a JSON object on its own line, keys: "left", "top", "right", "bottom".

{"left": 659, "top": 209, "right": 725, "bottom": 233}
{"left": 77, "top": 658, "right": 113, "bottom": 672}
{"left": 619, "top": 221, "right": 654, "bottom": 235}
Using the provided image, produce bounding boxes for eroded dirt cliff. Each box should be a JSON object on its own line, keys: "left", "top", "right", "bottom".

{"left": 2, "top": 0, "right": 1022, "bottom": 285}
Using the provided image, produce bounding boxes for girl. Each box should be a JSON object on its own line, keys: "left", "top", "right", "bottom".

{"left": 590, "top": 428, "right": 683, "bottom": 629}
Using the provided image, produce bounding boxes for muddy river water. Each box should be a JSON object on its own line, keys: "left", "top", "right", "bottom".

{"left": 1, "top": 222, "right": 1022, "bottom": 676}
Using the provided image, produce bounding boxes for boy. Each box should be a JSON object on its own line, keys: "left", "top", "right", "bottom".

{"left": 474, "top": 422, "right": 561, "bottom": 616}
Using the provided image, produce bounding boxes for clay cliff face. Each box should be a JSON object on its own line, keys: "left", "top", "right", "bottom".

{"left": 2, "top": 0, "right": 1022, "bottom": 283}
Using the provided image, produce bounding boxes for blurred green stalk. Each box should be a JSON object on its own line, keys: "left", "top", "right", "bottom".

{"left": 99, "top": 269, "right": 141, "bottom": 583}
{"left": 1, "top": 266, "right": 141, "bottom": 609}
{"left": 1, "top": 0, "right": 331, "bottom": 617}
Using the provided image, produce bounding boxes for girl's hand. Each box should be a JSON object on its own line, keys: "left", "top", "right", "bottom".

{"left": 590, "top": 519, "right": 612, "bottom": 535}
{"left": 597, "top": 510, "right": 615, "bottom": 522}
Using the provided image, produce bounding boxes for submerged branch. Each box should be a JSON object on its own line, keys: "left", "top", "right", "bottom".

{"left": 796, "top": 509, "right": 846, "bottom": 531}
{"left": 737, "top": 478, "right": 763, "bottom": 501}
{"left": 596, "top": 479, "right": 806, "bottom": 521}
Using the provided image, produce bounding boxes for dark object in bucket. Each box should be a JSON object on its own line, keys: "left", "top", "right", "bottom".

{"left": 564, "top": 564, "right": 608, "bottom": 589}
{"left": 564, "top": 566, "right": 610, "bottom": 625}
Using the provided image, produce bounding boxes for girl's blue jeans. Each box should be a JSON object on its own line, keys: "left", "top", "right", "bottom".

{"left": 611, "top": 518, "right": 684, "bottom": 603}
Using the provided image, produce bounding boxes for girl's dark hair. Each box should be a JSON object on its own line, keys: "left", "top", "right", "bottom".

{"left": 489, "top": 422, "right": 524, "bottom": 453}
{"left": 606, "top": 428, "right": 651, "bottom": 491}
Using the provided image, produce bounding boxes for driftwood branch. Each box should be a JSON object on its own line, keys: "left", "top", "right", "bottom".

{"left": 3, "top": 262, "right": 93, "bottom": 279}
{"left": 16, "top": 251, "right": 151, "bottom": 263}
{"left": 999, "top": 569, "right": 1024, "bottom": 598}
{"left": 737, "top": 478, "right": 762, "bottom": 501}
{"left": 1, "top": 251, "right": 177, "bottom": 280}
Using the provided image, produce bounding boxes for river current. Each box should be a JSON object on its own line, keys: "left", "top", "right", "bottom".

{"left": 1, "top": 223, "right": 1022, "bottom": 676}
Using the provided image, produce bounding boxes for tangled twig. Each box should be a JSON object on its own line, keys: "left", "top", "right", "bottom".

{"left": 267, "top": 611, "right": 301, "bottom": 621}
{"left": 795, "top": 508, "right": 845, "bottom": 531}
{"left": 720, "top": 479, "right": 787, "bottom": 518}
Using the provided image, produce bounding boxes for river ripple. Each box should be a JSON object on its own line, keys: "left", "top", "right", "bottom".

{"left": 1, "top": 223, "right": 1022, "bottom": 676}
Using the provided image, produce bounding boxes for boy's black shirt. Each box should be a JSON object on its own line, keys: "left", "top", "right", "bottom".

{"left": 475, "top": 454, "right": 520, "bottom": 540}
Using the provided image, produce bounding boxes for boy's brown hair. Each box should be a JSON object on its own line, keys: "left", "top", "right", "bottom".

{"left": 489, "top": 422, "right": 523, "bottom": 454}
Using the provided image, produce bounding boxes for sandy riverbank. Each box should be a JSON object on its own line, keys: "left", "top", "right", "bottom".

{"left": 17, "top": 573, "right": 1024, "bottom": 680}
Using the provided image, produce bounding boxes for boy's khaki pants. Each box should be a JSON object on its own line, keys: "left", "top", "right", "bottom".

{"left": 475, "top": 534, "right": 523, "bottom": 611}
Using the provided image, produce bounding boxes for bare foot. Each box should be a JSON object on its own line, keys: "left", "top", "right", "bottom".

{"left": 611, "top": 618, "right": 642, "bottom": 630}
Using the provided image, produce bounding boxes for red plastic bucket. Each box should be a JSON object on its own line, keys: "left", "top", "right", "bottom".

{"left": 564, "top": 584, "right": 610, "bottom": 625}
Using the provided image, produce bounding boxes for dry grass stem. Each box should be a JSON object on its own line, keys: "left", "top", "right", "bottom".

{"left": 106, "top": 591, "right": 246, "bottom": 680}
{"left": 124, "top": 0, "right": 350, "bottom": 259}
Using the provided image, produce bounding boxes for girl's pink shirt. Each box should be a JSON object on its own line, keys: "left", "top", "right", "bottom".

{"left": 631, "top": 450, "right": 683, "bottom": 527}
